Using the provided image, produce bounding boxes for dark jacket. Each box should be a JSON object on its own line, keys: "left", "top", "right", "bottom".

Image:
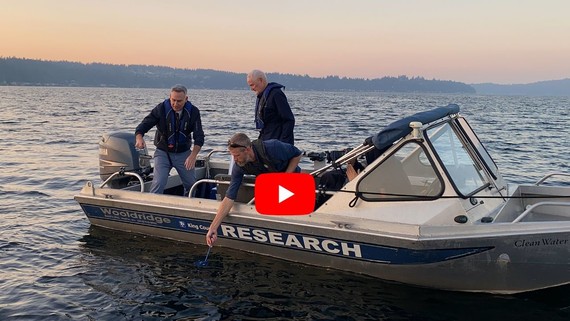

{"left": 135, "top": 100, "right": 205, "bottom": 153}
{"left": 255, "top": 82, "right": 295, "bottom": 144}
{"left": 226, "top": 139, "right": 302, "bottom": 200}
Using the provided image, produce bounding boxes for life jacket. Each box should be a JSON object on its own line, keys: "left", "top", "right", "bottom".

{"left": 254, "top": 82, "right": 284, "bottom": 130}
{"left": 163, "top": 99, "right": 193, "bottom": 152}
{"left": 239, "top": 139, "right": 278, "bottom": 175}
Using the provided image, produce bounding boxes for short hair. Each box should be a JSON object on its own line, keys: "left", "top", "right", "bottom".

{"left": 170, "top": 84, "right": 188, "bottom": 95}
{"left": 248, "top": 69, "right": 267, "bottom": 82}
{"left": 228, "top": 132, "right": 252, "bottom": 149}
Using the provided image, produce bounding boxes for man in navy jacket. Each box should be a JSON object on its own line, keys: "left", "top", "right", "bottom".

{"left": 135, "top": 85, "right": 204, "bottom": 195}
{"left": 246, "top": 70, "right": 295, "bottom": 144}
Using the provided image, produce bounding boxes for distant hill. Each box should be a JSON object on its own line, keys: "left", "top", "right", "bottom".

{"left": 0, "top": 57, "right": 474, "bottom": 94}
{"left": 471, "top": 79, "right": 570, "bottom": 96}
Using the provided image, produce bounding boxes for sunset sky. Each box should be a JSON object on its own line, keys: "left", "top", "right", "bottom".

{"left": 2, "top": 0, "right": 569, "bottom": 84}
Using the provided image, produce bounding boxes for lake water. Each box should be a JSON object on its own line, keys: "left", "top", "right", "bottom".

{"left": 1, "top": 86, "right": 569, "bottom": 320}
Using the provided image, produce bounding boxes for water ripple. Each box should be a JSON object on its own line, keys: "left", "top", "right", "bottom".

{"left": 0, "top": 87, "right": 569, "bottom": 320}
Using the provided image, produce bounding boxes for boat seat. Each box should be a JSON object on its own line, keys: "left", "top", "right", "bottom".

{"left": 214, "top": 173, "right": 256, "bottom": 203}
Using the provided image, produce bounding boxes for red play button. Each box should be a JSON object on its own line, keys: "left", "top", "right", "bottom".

{"left": 255, "top": 173, "right": 315, "bottom": 215}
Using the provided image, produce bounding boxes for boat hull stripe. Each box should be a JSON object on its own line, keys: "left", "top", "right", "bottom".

{"left": 80, "top": 204, "right": 493, "bottom": 264}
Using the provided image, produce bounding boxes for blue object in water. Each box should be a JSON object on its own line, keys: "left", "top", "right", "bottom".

{"left": 195, "top": 246, "right": 212, "bottom": 267}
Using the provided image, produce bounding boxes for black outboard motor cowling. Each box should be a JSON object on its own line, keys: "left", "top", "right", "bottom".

{"left": 99, "top": 132, "right": 151, "bottom": 188}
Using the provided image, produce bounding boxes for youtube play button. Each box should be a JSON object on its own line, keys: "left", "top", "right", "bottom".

{"left": 278, "top": 185, "right": 294, "bottom": 203}
{"left": 255, "top": 173, "right": 315, "bottom": 215}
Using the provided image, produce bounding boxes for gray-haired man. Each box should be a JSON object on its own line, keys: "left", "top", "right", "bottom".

{"left": 135, "top": 85, "right": 205, "bottom": 195}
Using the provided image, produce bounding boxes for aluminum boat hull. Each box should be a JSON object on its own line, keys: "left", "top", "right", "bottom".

{"left": 76, "top": 181, "right": 570, "bottom": 294}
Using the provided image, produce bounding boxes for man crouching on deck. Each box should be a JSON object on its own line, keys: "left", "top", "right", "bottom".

{"left": 206, "top": 132, "right": 302, "bottom": 246}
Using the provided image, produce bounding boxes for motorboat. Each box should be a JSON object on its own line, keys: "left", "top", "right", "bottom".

{"left": 75, "top": 104, "right": 570, "bottom": 294}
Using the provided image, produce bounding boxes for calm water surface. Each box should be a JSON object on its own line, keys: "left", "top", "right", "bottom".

{"left": 1, "top": 86, "right": 569, "bottom": 320}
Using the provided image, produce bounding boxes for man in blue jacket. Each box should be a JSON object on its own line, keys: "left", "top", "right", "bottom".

{"left": 246, "top": 70, "right": 295, "bottom": 144}
{"left": 206, "top": 132, "right": 302, "bottom": 246}
{"left": 135, "top": 85, "right": 204, "bottom": 195}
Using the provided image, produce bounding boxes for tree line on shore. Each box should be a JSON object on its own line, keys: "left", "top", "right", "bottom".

{"left": 0, "top": 57, "right": 476, "bottom": 93}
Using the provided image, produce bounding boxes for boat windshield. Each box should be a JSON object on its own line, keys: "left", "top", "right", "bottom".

{"left": 357, "top": 141, "right": 443, "bottom": 201}
{"left": 456, "top": 117, "right": 499, "bottom": 179}
{"left": 426, "top": 121, "right": 487, "bottom": 196}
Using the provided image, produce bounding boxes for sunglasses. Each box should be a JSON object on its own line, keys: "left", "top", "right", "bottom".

{"left": 227, "top": 140, "right": 248, "bottom": 149}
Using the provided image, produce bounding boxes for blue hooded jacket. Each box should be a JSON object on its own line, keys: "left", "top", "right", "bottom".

{"left": 254, "top": 82, "right": 295, "bottom": 144}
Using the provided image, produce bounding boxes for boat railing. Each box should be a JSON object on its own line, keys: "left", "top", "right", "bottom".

{"left": 242, "top": 189, "right": 339, "bottom": 207}
{"left": 188, "top": 179, "right": 256, "bottom": 200}
{"left": 310, "top": 143, "right": 375, "bottom": 177}
{"left": 188, "top": 177, "right": 340, "bottom": 206}
{"left": 511, "top": 201, "right": 570, "bottom": 223}
{"left": 535, "top": 172, "right": 570, "bottom": 186}
{"left": 204, "top": 149, "right": 229, "bottom": 161}
{"left": 100, "top": 171, "right": 145, "bottom": 192}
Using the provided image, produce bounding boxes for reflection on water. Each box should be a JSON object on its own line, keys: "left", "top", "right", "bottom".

{"left": 75, "top": 227, "right": 570, "bottom": 321}
{"left": 0, "top": 87, "right": 569, "bottom": 320}
{"left": 75, "top": 226, "right": 570, "bottom": 321}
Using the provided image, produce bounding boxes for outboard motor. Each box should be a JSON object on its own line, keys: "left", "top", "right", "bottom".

{"left": 99, "top": 132, "right": 152, "bottom": 188}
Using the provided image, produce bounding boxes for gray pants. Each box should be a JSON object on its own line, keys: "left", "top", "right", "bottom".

{"left": 150, "top": 148, "right": 196, "bottom": 195}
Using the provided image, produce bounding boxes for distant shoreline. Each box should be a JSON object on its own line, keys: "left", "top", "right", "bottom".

{"left": 0, "top": 57, "right": 474, "bottom": 94}
{"left": 2, "top": 57, "right": 569, "bottom": 96}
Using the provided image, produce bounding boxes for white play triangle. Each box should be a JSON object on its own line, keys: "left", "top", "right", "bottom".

{"left": 278, "top": 185, "right": 294, "bottom": 203}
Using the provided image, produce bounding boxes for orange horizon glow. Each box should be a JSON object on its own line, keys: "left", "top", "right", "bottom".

{"left": 2, "top": 0, "right": 570, "bottom": 84}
